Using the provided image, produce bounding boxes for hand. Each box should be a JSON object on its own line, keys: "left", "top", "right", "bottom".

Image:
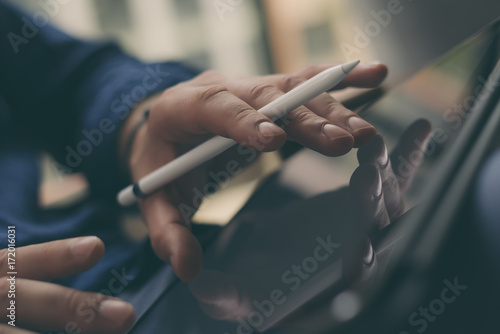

{"left": 187, "top": 119, "right": 432, "bottom": 322}
{"left": 351, "top": 119, "right": 433, "bottom": 232}
{"left": 123, "top": 62, "right": 388, "bottom": 282}
{"left": 0, "top": 237, "right": 135, "bottom": 334}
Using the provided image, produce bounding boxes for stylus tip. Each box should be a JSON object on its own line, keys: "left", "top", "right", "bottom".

{"left": 342, "top": 60, "right": 361, "bottom": 75}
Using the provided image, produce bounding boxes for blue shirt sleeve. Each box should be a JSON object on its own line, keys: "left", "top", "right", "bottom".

{"left": 0, "top": 1, "right": 200, "bottom": 201}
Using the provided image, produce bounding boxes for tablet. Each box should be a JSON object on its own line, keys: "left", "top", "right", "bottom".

{"left": 126, "top": 18, "right": 500, "bottom": 334}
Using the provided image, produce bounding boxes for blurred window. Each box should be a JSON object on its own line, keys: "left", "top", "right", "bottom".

{"left": 173, "top": 0, "right": 200, "bottom": 17}
{"left": 93, "top": 0, "right": 132, "bottom": 33}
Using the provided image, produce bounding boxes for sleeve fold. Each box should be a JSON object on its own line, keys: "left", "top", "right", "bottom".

{"left": 0, "top": 1, "right": 200, "bottom": 201}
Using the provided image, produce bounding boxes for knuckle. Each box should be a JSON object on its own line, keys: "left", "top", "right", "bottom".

{"left": 282, "top": 75, "right": 303, "bottom": 91}
{"left": 197, "top": 85, "right": 228, "bottom": 104}
{"left": 328, "top": 105, "right": 355, "bottom": 124}
{"left": 223, "top": 105, "right": 256, "bottom": 139}
{"left": 248, "top": 83, "right": 276, "bottom": 100}
{"left": 66, "top": 289, "right": 87, "bottom": 315}
{"left": 324, "top": 98, "right": 343, "bottom": 112}
{"left": 229, "top": 103, "right": 255, "bottom": 122}
{"left": 288, "top": 108, "right": 314, "bottom": 124}
{"left": 319, "top": 97, "right": 347, "bottom": 117}
{"left": 338, "top": 107, "right": 355, "bottom": 119}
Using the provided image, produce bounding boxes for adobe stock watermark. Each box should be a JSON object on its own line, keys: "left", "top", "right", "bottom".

{"left": 213, "top": 0, "right": 245, "bottom": 21}
{"left": 443, "top": 74, "right": 500, "bottom": 131}
{"left": 46, "top": 267, "right": 134, "bottom": 334}
{"left": 224, "top": 235, "right": 341, "bottom": 334}
{"left": 7, "top": 0, "right": 73, "bottom": 54}
{"left": 399, "top": 277, "right": 467, "bottom": 334}
{"left": 5, "top": 226, "right": 17, "bottom": 327}
{"left": 340, "top": 0, "right": 406, "bottom": 60}
{"left": 50, "top": 65, "right": 171, "bottom": 180}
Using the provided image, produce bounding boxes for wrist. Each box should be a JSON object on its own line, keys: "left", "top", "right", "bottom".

{"left": 118, "top": 95, "right": 159, "bottom": 181}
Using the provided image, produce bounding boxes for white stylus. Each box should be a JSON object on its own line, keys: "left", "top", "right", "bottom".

{"left": 118, "top": 60, "right": 360, "bottom": 206}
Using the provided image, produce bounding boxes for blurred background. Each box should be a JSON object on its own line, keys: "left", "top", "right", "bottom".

{"left": 9, "top": 0, "right": 500, "bottom": 82}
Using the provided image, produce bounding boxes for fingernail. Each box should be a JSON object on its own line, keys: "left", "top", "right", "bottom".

{"left": 348, "top": 117, "right": 372, "bottom": 132}
{"left": 378, "top": 145, "right": 389, "bottom": 167}
{"left": 372, "top": 171, "right": 383, "bottom": 200}
{"left": 258, "top": 122, "right": 283, "bottom": 137}
{"left": 362, "top": 239, "right": 374, "bottom": 265}
{"left": 323, "top": 124, "right": 348, "bottom": 140}
{"left": 99, "top": 299, "right": 133, "bottom": 322}
{"left": 70, "top": 237, "right": 97, "bottom": 258}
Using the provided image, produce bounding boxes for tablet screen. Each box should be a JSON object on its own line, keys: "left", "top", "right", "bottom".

{"left": 361, "top": 20, "right": 500, "bottom": 208}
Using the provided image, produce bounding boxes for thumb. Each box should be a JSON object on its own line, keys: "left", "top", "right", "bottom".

{"left": 139, "top": 190, "right": 203, "bottom": 282}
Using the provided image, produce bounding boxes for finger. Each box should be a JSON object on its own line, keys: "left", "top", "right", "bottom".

{"left": 266, "top": 70, "right": 378, "bottom": 147}
{"left": 268, "top": 62, "right": 388, "bottom": 91}
{"left": 390, "top": 119, "right": 433, "bottom": 192}
{"left": 323, "top": 62, "right": 388, "bottom": 90}
{"left": 0, "top": 278, "right": 135, "bottom": 334}
{"left": 229, "top": 80, "right": 355, "bottom": 156}
{"left": 342, "top": 234, "right": 377, "bottom": 285}
{"left": 304, "top": 92, "right": 376, "bottom": 147}
{"left": 349, "top": 164, "right": 390, "bottom": 233}
{"left": 0, "top": 324, "right": 36, "bottom": 333}
{"left": 150, "top": 84, "right": 287, "bottom": 151}
{"left": 358, "top": 135, "right": 404, "bottom": 220}
{"left": 283, "top": 106, "right": 355, "bottom": 156}
{"left": 188, "top": 270, "right": 248, "bottom": 321}
{"left": 139, "top": 190, "right": 203, "bottom": 282}
{"left": 0, "top": 237, "right": 104, "bottom": 281}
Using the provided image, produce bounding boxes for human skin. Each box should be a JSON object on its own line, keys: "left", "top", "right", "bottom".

{"left": 0, "top": 237, "right": 136, "bottom": 334}
{"left": 120, "top": 62, "right": 389, "bottom": 282}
